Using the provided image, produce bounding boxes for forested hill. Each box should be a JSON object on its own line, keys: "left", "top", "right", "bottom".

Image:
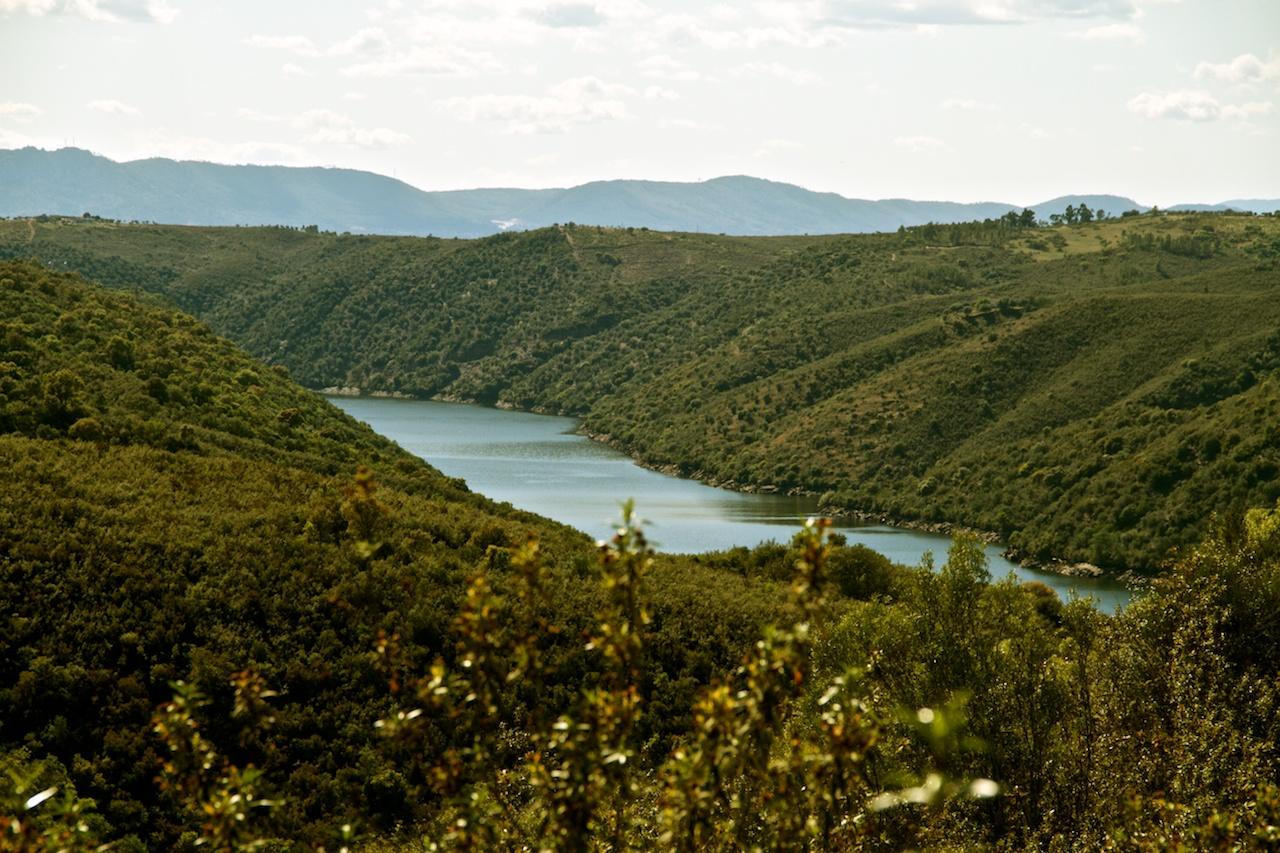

{"left": 4, "top": 211, "right": 1278, "bottom": 573}
{"left": 7, "top": 255, "right": 1280, "bottom": 850}
{"left": 0, "top": 258, "right": 804, "bottom": 845}
{"left": 19, "top": 145, "right": 1276, "bottom": 237}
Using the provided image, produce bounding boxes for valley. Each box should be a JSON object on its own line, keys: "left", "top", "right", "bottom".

{"left": 4, "top": 210, "right": 1278, "bottom": 574}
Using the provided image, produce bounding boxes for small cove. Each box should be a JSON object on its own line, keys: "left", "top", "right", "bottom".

{"left": 330, "top": 395, "right": 1134, "bottom": 613}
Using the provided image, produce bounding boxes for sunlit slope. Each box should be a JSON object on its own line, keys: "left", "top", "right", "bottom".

{"left": 2, "top": 212, "right": 1278, "bottom": 570}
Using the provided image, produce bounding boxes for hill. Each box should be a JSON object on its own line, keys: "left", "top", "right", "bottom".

{"left": 7, "top": 146, "right": 1272, "bottom": 237}
{"left": 3, "top": 211, "right": 1278, "bottom": 574}
{"left": 1027, "top": 194, "right": 1144, "bottom": 218}
{"left": 0, "top": 258, "right": 802, "bottom": 846}
{"left": 1171, "top": 199, "right": 1280, "bottom": 214}
{"left": 5, "top": 252, "right": 1280, "bottom": 850}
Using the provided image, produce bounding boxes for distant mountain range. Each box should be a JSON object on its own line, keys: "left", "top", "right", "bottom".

{"left": 2, "top": 147, "right": 1276, "bottom": 237}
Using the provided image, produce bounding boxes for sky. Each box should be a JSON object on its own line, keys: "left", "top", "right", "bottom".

{"left": 1, "top": 0, "right": 1277, "bottom": 206}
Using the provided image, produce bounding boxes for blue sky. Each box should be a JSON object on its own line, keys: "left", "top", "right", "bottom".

{"left": 1, "top": 0, "right": 1277, "bottom": 205}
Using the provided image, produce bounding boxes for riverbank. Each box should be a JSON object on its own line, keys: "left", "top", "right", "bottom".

{"left": 577, "top": 425, "right": 1148, "bottom": 590}
{"left": 321, "top": 387, "right": 1144, "bottom": 593}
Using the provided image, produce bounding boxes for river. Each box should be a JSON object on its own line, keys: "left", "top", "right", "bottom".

{"left": 329, "top": 395, "right": 1133, "bottom": 613}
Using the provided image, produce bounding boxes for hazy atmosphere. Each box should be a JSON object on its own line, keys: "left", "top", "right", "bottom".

{"left": 3, "top": 0, "right": 1277, "bottom": 205}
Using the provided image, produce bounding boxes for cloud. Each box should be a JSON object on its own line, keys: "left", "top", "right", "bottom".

{"left": 0, "top": 0, "right": 58, "bottom": 13}
{"left": 88, "top": 98, "right": 141, "bottom": 115}
{"left": 307, "top": 124, "right": 411, "bottom": 148}
{"left": 1222, "top": 101, "right": 1275, "bottom": 119}
{"left": 1194, "top": 53, "right": 1280, "bottom": 85}
{"left": 0, "top": 101, "right": 43, "bottom": 122}
{"left": 941, "top": 97, "right": 997, "bottom": 111}
{"left": 1, "top": 0, "right": 177, "bottom": 22}
{"left": 894, "top": 135, "right": 945, "bottom": 151}
{"left": 731, "top": 61, "right": 819, "bottom": 85}
{"left": 821, "top": 0, "right": 1144, "bottom": 29}
{"left": 753, "top": 138, "right": 801, "bottom": 157}
{"left": 532, "top": 2, "right": 606, "bottom": 28}
{"left": 643, "top": 85, "right": 679, "bottom": 100}
{"left": 127, "top": 132, "right": 312, "bottom": 165}
{"left": 438, "top": 75, "right": 634, "bottom": 134}
{"left": 239, "top": 107, "right": 411, "bottom": 149}
{"left": 281, "top": 63, "right": 311, "bottom": 78}
{"left": 1127, "top": 89, "right": 1274, "bottom": 122}
{"left": 1073, "top": 22, "right": 1144, "bottom": 42}
{"left": 328, "top": 27, "right": 391, "bottom": 57}
{"left": 658, "top": 117, "right": 712, "bottom": 130}
{"left": 245, "top": 34, "right": 321, "bottom": 57}
{"left": 637, "top": 53, "right": 701, "bottom": 81}
{"left": 249, "top": 27, "right": 395, "bottom": 61}
{"left": 340, "top": 44, "right": 503, "bottom": 78}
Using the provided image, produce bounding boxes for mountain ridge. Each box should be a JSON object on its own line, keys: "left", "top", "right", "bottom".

{"left": 6, "top": 146, "right": 1274, "bottom": 237}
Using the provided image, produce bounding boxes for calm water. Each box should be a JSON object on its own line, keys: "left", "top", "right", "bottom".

{"left": 330, "top": 395, "right": 1133, "bottom": 613}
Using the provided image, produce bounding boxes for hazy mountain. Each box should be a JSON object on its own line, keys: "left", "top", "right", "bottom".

{"left": 1169, "top": 199, "right": 1280, "bottom": 214}
{"left": 1027, "top": 194, "right": 1145, "bottom": 218}
{"left": 2, "top": 147, "right": 1275, "bottom": 237}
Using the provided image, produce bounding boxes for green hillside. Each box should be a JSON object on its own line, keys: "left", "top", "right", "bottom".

{"left": 4, "top": 212, "right": 1277, "bottom": 573}
{"left": 0, "top": 259, "right": 799, "bottom": 847}
{"left": 6, "top": 259, "right": 1280, "bottom": 850}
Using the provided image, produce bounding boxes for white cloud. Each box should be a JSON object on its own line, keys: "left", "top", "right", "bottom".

{"left": 753, "top": 137, "right": 801, "bottom": 157}
{"left": 532, "top": 2, "right": 606, "bottom": 29}
{"left": 328, "top": 27, "right": 391, "bottom": 57}
{"left": 1193, "top": 53, "right": 1280, "bottom": 85}
{"left": 822, "top": 0, "right": 1144, "bottom": 29}
{"left": 894, "top": 135, "right": 945, "bottom": 151}
{"left": 637, "top": 53, "right": 701, "bottom": 81}
{"left": 731, "top": 61, "right": 819, "bottom": 85}
{"left": 1073, "top": 22, "right": 1144, "bottom": 43}
{"left": 4, "top": 0, "right": 177, "bottom": 22}
{"left": 0, "top": 0, "right": 57, "bottom": 14}
{"left": 941, "top": 97, "right": 997, "bottom": 111}
{"left": 245, "top": 34, "right": 321, "bottom": 57}
{"left": 0, "top": 101, "right": 43, "bottom": 122}
{"left": 128, "top": 133, "right": 312, "bottom": 165}
{"left": 89, "top": 98, "right": 140, "bottom": 115}
{"left": 1222, "top": 101, "right": 1274, "bottom": 119}
{"left": 239, "top": 107, "right": 411, "bottom": 149}
{"left": 1127, "top": 89, "right": 1274, "bottom": 122}
{"left": 144, "top": 0, "right": 175, "bottom": 23}
{"left": 307, "top": 124, "right": 411, "bottom": 148}
{"left": 281, "top": 63, "right": 311, "bottom": 78}
{"left": 1127, "top": 89, "right": 1220, "bottom": 121}
{"left": 438, "top": 76, "right": 635, "bottom": 134}
{"left": 643, "top": 85, "right": 679, "bottom": 100}
{"left": 340, "top": 44, "right": 503, "bottom": 78}
{"left": 658, "top": 117, "right": 712, "bottom": 130}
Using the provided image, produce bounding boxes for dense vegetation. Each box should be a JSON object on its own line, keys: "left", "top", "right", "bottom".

{"left": 3, "top": 212, "right": 1278, "bottom": 572}
{"left": 6, "top": 259, "right": 1280, "bottom": 849}
{"left": 0, "top": 260, "right": 797, "bottom": 847}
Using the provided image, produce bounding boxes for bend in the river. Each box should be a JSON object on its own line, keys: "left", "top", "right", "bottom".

{"left": 329, "top": 395, "right": 1133, "bottom": 614}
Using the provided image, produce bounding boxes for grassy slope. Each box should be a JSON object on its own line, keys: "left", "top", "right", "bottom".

{"left": 0, "top": 259, "right": 793, "bottom": 846}
{"left": 2, "top": 214, "right": 1279, "bottom": 571}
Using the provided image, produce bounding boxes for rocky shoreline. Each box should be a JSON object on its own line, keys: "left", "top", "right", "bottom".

{"left": 320, "top": 385, "right": 414, "bottom": 399}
